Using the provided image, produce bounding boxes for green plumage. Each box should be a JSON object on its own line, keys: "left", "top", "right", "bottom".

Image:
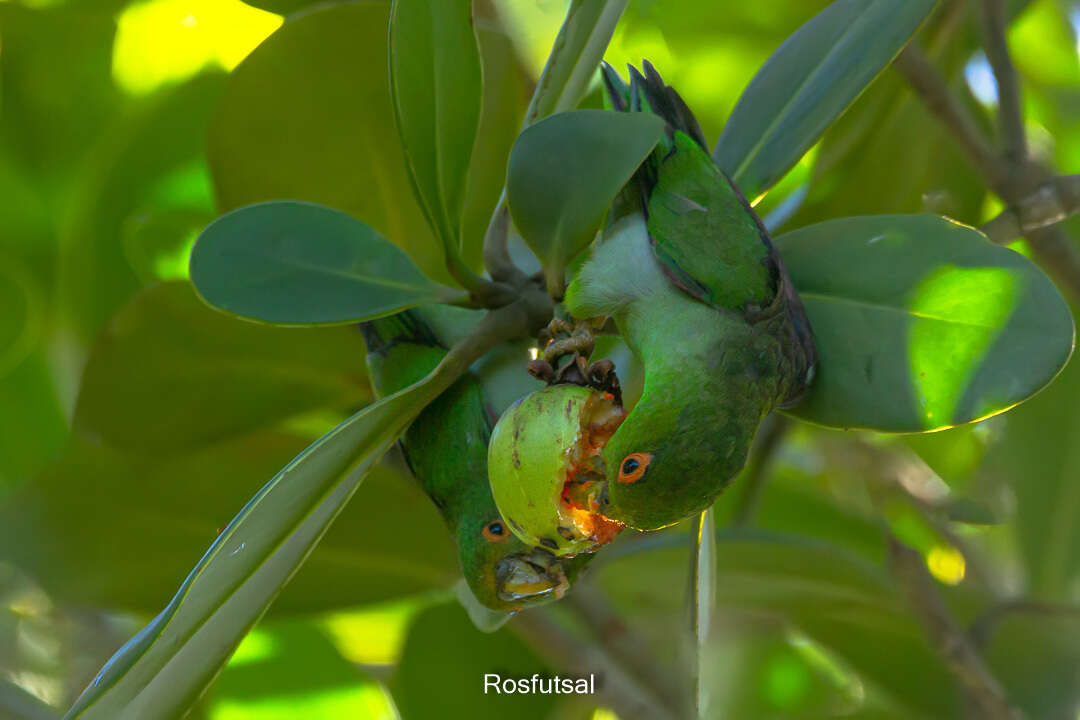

{"left": 564, "top": 63, "right": 816, "bottom": 529}
{"left": 362, "top": 310, "right": 588, "bottom": 611}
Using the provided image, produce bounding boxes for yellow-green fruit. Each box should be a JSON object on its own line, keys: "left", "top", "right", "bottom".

{"left": 488, "top": 384, "right": 626, "bottom": 556}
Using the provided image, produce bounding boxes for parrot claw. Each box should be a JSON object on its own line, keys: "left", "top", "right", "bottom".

{"left": 531, "top": 319, "right": 624, "bottom": 405}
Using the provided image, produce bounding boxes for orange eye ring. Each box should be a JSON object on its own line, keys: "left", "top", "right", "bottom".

{"left": 617, "top": 452, "right": 652, "bottom": 483}
{"left": 482, "top": 520, "right": 509, "bottom": 542}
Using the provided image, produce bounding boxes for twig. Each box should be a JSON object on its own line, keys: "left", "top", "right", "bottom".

{"left": 731, "top": 414, "right": 791, "bottom": 526}
{"left": 978, "top": 0, "right": 1027, "bottom": 160}
{"left": 980, "top": 175, "right": 1080, "bottom": 242}
{"left": 896, "top": 45, "right": 1080, "bottom": 301}
{"left": 564, "top": 583, "right": 688, "bottom": 713}
{"left": 888, "top": 537, "right": 1020, "bottom": 720}
{"left": 510, "top": 607, "right": 678, "bottom": 720}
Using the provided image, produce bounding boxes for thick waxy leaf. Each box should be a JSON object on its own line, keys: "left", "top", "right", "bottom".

{"left": 506, "top": 110, "right": 664, "bottom": 295}
{"left": 73, "top": 282, "right": 369, "bottom": 455}
{"left": 209, "top": 2, "right": 449, "bottom": 284}
{"left": 714, "top": 0, "right": 939, "bottom": 201}
{"left": 0, "top": 436, "right": 456, "bottom": 615}
{"left": 190, "top": 201, "right": 467, "bottom": 325}
{"left": 776, "top": 214, "right": 1075, "bottom": 432}
{"left": 63, "top": 360, "right": 464, "bottom": 719}
{"left": 390, "top": 0, "right": 482, "bottom": 257}
{"left": 982, "top": 352, "right": 1080, "bottom": 599}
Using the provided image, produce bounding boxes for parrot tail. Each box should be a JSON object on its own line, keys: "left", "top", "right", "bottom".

{"left": 359, "top": 310, "right": 443, "bottom": 359}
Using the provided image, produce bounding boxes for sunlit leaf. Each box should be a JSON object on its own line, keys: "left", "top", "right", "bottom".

{"left": 714, "top": 0, "right": 939, "bottom": 201}
{"left": 59, "top": 72, "right": 225, "bottom": 341}
{"left": 506, "top": 110, "right": 664, "bottom": 295}
{"left": 597, "top": 531, "right": 959, "bottom": 718}
{"left": 64, "top": 363, "right": 463, "bottom": 719}
{"left": 776, "top": 214, "right": 1075, "bottom": 431}
{"left": 73, "top": 282, "right": 370, "bottom": 455}
{"left": 390, "top": 0, "right": 482, "bottom": 260}
{"left": 206, "top": 622, "right": 398, "bottom": 720}
{"left": 391, "top": 601, "right": 556, "bottom": 719}
{"left": 121, "top": 209, "right": 209, "bottom": 284}
{"left": 190, "top": 201, "right": 468, "bottom": 325}
{"left": 982, "top": 352, "right": 1080, "bottom": 599}
{"left": 209, "top": 1, "right": 449, "bottom": 284}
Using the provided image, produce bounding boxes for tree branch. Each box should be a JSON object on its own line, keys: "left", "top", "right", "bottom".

{"left": 895, "top": 45, "right": 1080, "bottom": 302}
{"left": 978, "top": 0, "right": 1027, "bottom": 160}
{"left": 510, "top": 607, "right": 677, "bottom": 720}
{"left": 980, "top": 175, "right": 1080, "bottom": 243}
{"left": 888, "top": 537, "right": 1020, "bottom": 720}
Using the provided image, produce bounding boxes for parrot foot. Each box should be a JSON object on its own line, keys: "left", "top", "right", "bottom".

{"left": 529, "top": 319, "right": 622, "bottom": 405}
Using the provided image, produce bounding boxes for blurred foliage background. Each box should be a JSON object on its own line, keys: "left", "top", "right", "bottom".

{"left": 0, "top": 0, "right": 1078, "bottom": 718}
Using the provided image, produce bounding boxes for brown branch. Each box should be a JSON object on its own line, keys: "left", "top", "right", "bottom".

{"left": 981, "top": 175, "right": 1080, "bottom": 243}
{"left": 978, "top": 0, "right": 1027, "bottom": 160}
{"left": 888, "top": 537, "right": 1020, "bottom": 720}
{"left": 510, "top": 607, "right": 678, "bottom": 720}
{"left": 896, "top": 45, "right": 1080, "bottom": 302}
{"left": 894, "top": 46, "right": 1012, "bottom": 190}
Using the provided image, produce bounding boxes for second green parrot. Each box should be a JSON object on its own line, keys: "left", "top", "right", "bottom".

{"left": 562, "top": 62, "right": 817, "bottom": 530}
{"left": 362, "top": 309, "right": 589, "bottom": 611}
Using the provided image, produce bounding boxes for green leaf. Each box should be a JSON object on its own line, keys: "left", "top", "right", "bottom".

{"left": 190, "top": 201, "right": 467, "bottom": 326}
{"left": 209, "top": 2, "right": 449, "bottom": 285}
{"left": 597, "top": 531, "right": 959, "bottom": 718}
{"left": 62, "top": 360, "right": 465, "bottom": 719}
{"left": 506, "top": 110, "right": 665, "bottom": 296}
{"left": 391, "top": 601, "right": 556, "bottom": 720}
{"left": 0, "top": 254, "right": 42, "bottom": 380}
{"left": 714, "top": 0, "right": 939, "bottom": 201}
{"left": 60, "top": 72, "right": 224, "bottom": 341}
{"left": 238, "top": 0, "right": 319, "bottom": 15}
{"left": 775, "top": 214, "right": 1075, "bottom": 432}
{"left": 389, "top": 0, "right": 482, "bottom": 257}
{"left": 689, "top": 508, "right": 716, "bottom": 718}
{"left": 523, "top": 0, "right": 630, "bottom": 124}
{"left": 982, "top": 352, "right": 1080, "bottom": 599}
{"left": 982, "top": 608, "right": 1080, "bottom": 719}
{"left": 205, "top": 621, "right": 398, "bottom": 719}
{"left": 459, "top": 25, "right": 531, "bottom": 271}
{"left": 73, "top": 282, "right": 370, "bottom": 456}
{"left": 1, "top": 436, "right": 456, "bottom": 616}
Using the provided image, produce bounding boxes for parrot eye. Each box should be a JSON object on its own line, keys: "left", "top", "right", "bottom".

{"left": 483, "top": 520, "right": 509, "bottom": 542}
{"left": 618, "top": 453, "right": 652, "bottom": 483}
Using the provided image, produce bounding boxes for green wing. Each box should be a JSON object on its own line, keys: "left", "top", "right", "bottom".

{"left": 613, "top": 62, "right": 781, "bottom": 314}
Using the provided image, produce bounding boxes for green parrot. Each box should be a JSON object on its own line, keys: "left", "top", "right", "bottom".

{"left": 361, "top": 310, "right": 588, "bottom": 611}
{"left": 562, "top": 62, "right": 817, "bottom": 530}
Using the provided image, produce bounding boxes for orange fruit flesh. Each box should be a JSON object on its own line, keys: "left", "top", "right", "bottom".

{"left": 559, "top": 392, "right": 627, "bottom": 547}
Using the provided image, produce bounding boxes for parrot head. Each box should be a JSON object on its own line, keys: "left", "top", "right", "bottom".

{"left": 595, "top": 379, "right": 763, "bottom": 530}
{"left": 456, "top": 511, "right": 576, "bottom": 611}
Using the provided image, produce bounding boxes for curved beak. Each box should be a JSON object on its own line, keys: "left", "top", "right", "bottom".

{"left": 495, "top": 550, "right": 569, "bottom": 603}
